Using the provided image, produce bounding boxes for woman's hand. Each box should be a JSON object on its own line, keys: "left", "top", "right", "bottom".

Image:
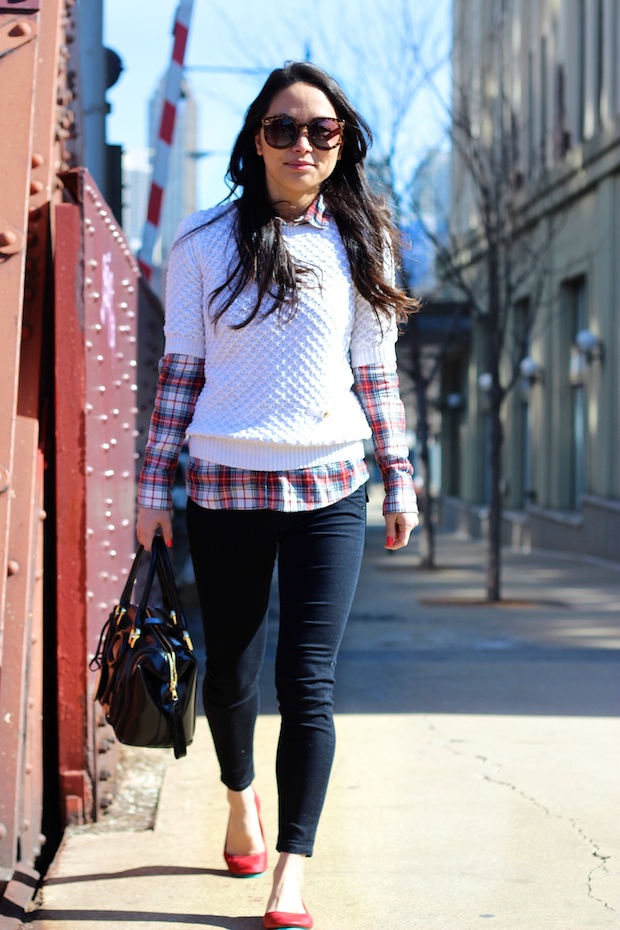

{"left": 384, "top": 512, "right": 419, "bottom": 550}
{"left": 136, "top": 506, "right": 173, "bottom": 552}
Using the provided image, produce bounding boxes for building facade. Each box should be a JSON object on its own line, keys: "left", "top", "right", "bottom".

{"left": 442, "top": 0, "right": 619, "bottom": 562}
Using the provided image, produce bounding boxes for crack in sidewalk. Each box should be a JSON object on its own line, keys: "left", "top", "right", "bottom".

{"left": 425, "top": 718, "right": 615, "bottom": 916}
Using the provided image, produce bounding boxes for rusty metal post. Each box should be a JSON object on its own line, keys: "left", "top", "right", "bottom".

{"left": 0, "top": 0, "right": 40, "bottom": 886}
{"left": 1, "top": 0, "right": 82, "bottom": 887}
{"left": 54, "top": 169, "right": 139, "bottom": 824}
{"left": 0, "top": 0, "right": 39, "bottom": 662}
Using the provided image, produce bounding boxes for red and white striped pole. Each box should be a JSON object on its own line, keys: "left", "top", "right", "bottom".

{"left": 138, "top": 0, "right": 195, "bottom": 283}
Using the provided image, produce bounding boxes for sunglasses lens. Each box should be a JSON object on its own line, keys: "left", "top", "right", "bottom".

{"left": 309, "top": 119, "right": 342, "bottom": 149}
{"left": 262, "top": 117, "right": 343, "bottom": 150}
{"left": 263, "top": 117, "right": 297, "bottom": 148}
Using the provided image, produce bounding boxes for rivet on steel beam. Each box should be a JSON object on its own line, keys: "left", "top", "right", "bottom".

{"left": 31, "top": 152, "right": 44, "bottom": 168}
{"left": 30, "top": 179, "right": 44, "bottom": 195}
{"left": 122, "top": 519, "right": 130, "bottom": 527}
{"left": 0, "top": 465, "right": 10, "bottom": 494}
{"left": 8, "top": 22, "right": 33, "bottom": 38}
{"left": 110, "top": 550, "right": 117, "bottom": 557}
{"left": 0, "top": 228, "right": 23, "bottom": 255}
{"left": 0, "top": 823, "right": 7, "bottom": 839}
{"left": 25, "top": 762, "right": 33, "bottom": 775}
{"left": 7, "top": 560, "right": 19, "bottom": 576}
{"left": 89, "top": 258, "right": 98, "bottom": 268}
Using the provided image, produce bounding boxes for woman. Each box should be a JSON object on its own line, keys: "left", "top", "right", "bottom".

{"left": 137, "top": 61, "right": 419, "bottom": 930}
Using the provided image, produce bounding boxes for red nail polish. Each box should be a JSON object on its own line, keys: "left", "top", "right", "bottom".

{"left": 386, "top": 536, "right": 394, "bottom": 546}
{"left": 166, "top": 539, "right": 172, "bottom": 548}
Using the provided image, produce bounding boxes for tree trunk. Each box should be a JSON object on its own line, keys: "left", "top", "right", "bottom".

{"left": 416, "top": 386, "right": 435, "bottom": 569}
{"left": 408, "top": 314, "right": 436, "bottom": 569}
{"left": 487, "top": 382, "right": 503, "bottom": 601}
{"left": 486, "top": 244, "right": 503, "bottom": 601}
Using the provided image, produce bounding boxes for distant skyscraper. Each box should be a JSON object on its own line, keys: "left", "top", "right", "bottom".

{"left": 121, "top": 148, "right": 151, "bottom": 253}
{"left": 405, "top": 150, "right": 450, "bottom": 294}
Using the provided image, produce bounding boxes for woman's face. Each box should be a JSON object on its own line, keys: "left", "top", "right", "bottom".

{"left": 255, "top": 82, "right": 342, "bottom": 217}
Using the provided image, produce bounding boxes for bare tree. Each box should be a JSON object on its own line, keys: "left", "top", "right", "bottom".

{"left": 412, "top": 28, "right": 558, "bottom": 601}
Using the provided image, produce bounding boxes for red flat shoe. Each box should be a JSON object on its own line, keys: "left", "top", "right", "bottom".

{"left": 224, "top": 788, "right": 267, "bottom": 877}
{"left": 263, "top": 907, "right": 313, "bottom": 930}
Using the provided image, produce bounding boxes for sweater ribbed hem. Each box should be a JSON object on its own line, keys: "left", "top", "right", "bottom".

{"left": 188, "top": 436, "right": 366, "bottom": 471}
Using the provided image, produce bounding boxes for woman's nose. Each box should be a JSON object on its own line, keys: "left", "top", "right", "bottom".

{"left": 291, "top": 129, "right": 313, "bottom": 152}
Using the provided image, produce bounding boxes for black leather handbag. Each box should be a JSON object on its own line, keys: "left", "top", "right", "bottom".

{"left": 91, "top": 535, "right": 197, "bottom": 759}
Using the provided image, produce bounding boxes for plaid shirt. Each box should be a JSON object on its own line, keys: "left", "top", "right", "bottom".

{"left": 138, "top": 196, "right": 417, "bottom": 515}
{"left": 138, "top": 355, "right": 417, "bottom": 514}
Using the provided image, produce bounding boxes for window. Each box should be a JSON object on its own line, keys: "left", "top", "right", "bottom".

{"left": 540, "top": 36, "right": 548, "bottom": 166}
{"left": 578, "top": 0, "right": 587, "bottom": 140}
{"left": 595, "top": 0, "right": 604, "bottom": 126}
{"left": 514, "top": 299, "right": 533, "bottom": 509}
{"left": 566, "top": 278, "right": 587, "bottom": 508}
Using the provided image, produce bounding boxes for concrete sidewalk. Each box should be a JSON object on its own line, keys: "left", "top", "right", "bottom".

{"left": 23, "top": 500, "right": 620, "bottom": 930}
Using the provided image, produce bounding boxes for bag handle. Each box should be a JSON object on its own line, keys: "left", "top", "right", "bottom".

{"left": 151, "top": 535, "right": 189, "bottom": 630}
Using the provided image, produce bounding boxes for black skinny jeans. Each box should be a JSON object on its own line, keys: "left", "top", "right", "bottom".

{"left": 186, "top": 484, "right": 366, "bottom": 856}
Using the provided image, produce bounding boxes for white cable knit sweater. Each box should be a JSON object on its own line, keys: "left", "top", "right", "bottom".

{"left": 163, "top": 203, "right": 398, "bottom": 471}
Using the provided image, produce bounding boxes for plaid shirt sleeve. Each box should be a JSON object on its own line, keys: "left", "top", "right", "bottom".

{"left": 353, "top": 363, "right": 418, "bottom": 515}
{"left": 137, "top": 353, "right": 205, "bottom": 510}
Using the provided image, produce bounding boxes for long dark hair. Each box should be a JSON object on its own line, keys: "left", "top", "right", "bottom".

{"left": 185, "top": 61, "right": 419, "bottom": 327}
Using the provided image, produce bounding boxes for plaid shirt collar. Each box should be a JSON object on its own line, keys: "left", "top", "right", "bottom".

{"left": 280, "top": 194, "right": 331, "bottom": 229}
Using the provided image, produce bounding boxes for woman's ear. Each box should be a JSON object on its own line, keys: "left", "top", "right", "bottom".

{"left": 255, "top": 131, "right": 263, "bottom": 157}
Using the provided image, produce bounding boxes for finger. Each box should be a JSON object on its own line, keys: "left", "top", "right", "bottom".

{"left": 384, "top": 513, "right": 398, "bottom": 549}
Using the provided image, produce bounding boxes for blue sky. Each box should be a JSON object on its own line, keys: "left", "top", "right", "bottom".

{"left": 104, "top": 0, "right": 451, "bottom": 208}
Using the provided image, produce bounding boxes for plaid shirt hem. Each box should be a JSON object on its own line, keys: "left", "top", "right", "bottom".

{"left": 138, "top": 354, "right": 417, "bottom": 514}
